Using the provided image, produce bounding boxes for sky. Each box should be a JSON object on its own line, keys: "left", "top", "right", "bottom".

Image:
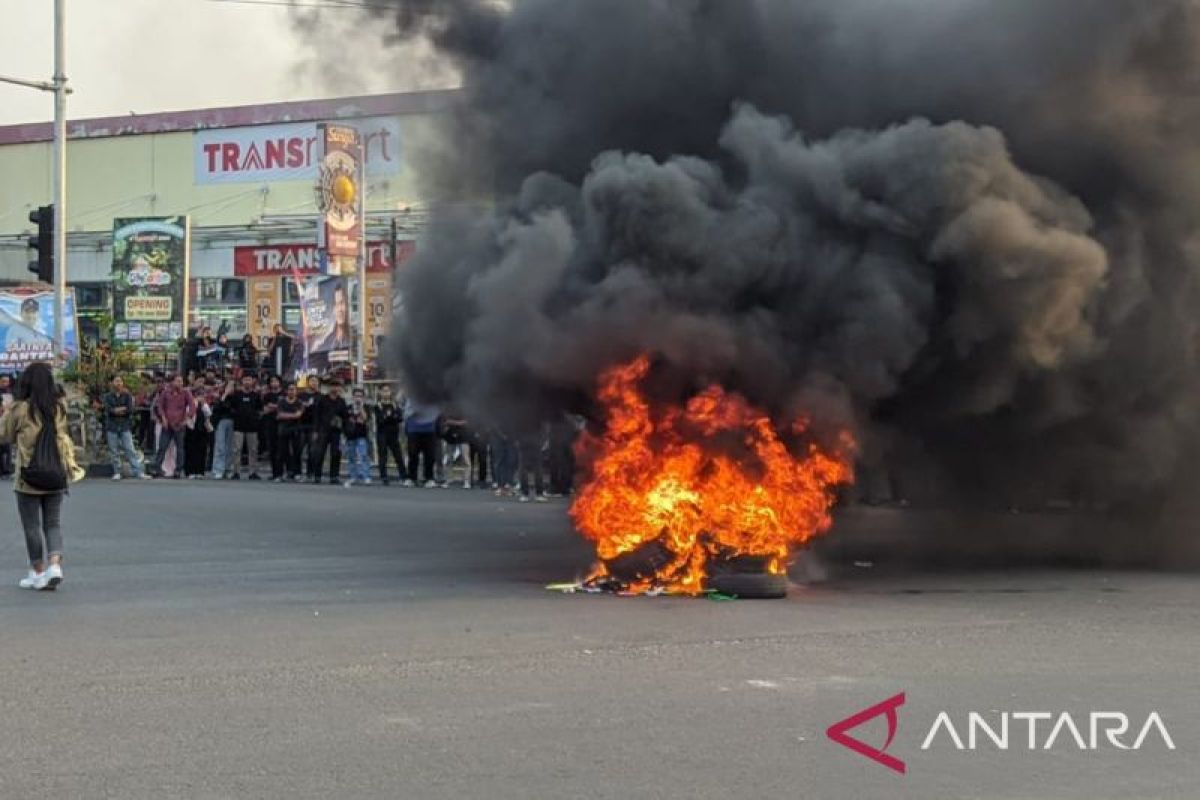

{"left": 0, "top": 0, "right": 455, "bottom": 126}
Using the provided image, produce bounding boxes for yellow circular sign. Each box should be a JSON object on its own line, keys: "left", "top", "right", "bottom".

{"left": 332, "top": 174, "right": 356, "bottom": 206}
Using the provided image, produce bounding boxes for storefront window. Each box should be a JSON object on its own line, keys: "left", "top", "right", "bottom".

{"left": 73, "top": 282, "right": 110, "bottom": 344}
{"left": 191, "top": 277, "right": 248, "bottom": 339}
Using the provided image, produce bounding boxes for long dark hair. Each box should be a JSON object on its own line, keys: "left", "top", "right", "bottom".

{"left": 15, "top": 362, "right": 60, "bottom": 425}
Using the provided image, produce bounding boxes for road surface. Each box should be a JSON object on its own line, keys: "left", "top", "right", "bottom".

{"left": 0, "top": 481, "right": 1195, "bottom": 799}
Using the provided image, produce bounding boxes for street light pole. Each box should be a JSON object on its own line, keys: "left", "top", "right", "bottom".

{"left": 53, "top": 0, "right": 68, "bottom": 359}
{"left": 0, "top": 1, "right": 68, "bottom": 358}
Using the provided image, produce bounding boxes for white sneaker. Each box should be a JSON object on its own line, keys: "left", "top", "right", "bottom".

{"left": 463, "top": 481, "right": 472, "bottom": 490}
{"left": 424, "top": 480, "right": 436, "bottom": 489}
{"left": 536, "top": 494, "right": 549, "bottom": 503}
{"left": 18, "top": 570, "right": 47, "bottom": 590}
{"left": 343, "top": 480, "right": 353, "bottom": 488}
{"left": 402, "top": 479, "right": 415, "bottom": 488}
{"left": 362, "top": 478, "right": 372, "bottom": 486}
{"left": 44, "top": 563, "right": 63, "bottom": 589}
{"left": 519, "top": 495, "right": 531, "bottom": 503}
{"left": 111, "top": 473, "right": 122, "bottom": 481}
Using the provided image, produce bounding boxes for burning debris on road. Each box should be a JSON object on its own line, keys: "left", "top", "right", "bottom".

{"left": 568, "top": 355, "right": 853, "bottom": 596}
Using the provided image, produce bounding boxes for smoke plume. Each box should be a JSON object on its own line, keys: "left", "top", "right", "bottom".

{"left": 321, "top": 1, "right": 1200, "bottom": 514}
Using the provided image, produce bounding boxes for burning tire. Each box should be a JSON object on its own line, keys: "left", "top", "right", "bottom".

{"left": 707, "top": 553, "right": 789, "bottom": 598}
{"left": 707, "top": 571, "right": 789, "bottom": 599}
{"left": 602, "top": 538, "right": 675, "bottom": 583}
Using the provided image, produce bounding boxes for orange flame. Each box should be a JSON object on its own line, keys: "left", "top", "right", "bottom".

{"left": 569, "top": 355, "right": 855, "bottom": 594}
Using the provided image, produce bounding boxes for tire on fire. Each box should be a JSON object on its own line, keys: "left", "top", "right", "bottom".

{"left": 707, "top": 572, "right": 789, "bottom": 599}
{"left": 708, "top": 554, "right": 789, "bottom": 599}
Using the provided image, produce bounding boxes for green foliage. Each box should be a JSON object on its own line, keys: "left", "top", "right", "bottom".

{"left": 60, "top": 340, "right": 147, "bottom": 402}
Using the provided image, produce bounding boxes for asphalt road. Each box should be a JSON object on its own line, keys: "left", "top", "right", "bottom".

{"left": 0, "top": 480, "right": 1195, "bottom": 799}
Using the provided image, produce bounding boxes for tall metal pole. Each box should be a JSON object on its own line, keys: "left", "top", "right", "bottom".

{"left": 355, "top": 135, "right": 367, "bottom": 387}
{"left": 52, "top": 0, "right": 67, "bottom": 358}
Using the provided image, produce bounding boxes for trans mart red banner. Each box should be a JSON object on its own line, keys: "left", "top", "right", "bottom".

{"left": 233, "top": 241, "right": 415, "bottom": 278}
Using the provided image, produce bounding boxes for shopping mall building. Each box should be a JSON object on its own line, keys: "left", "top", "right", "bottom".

{"left": 0, "top": 89, "right": 457, "bottom": 351}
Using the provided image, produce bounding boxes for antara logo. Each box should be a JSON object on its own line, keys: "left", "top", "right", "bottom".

{"left": 826, "top": 692, "right": 907, "bottom": 774}
{"left": 921, "top": 711, "right": 1176, "bottom": 751}
{"left": 827, "top": 694, "right": 1176, "bottom": 775}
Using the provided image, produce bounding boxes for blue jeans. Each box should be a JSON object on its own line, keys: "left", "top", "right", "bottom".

{"left": 210, "top": 418, "right": 235, "bottom": 477}
{"left": 106, "top": 429, "right": 144, "bottom": 477}
{"left": 491, "top": 435, "right": 518, "bottom": 488}
{"left": 346, "top": 436, "right": 370, "bottom": 482}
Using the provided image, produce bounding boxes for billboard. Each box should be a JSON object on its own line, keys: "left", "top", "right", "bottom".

{"left": 111, "top": 216, "right": 190, "bottom": 347}
{"left": 0, "top": 286, "right": 79, "bottom": 371}
{"left": 232, "top": 240, "right": 410, "bottom": 277}
{"left": 194, "top": 116, "right": 401, "bottom": 185}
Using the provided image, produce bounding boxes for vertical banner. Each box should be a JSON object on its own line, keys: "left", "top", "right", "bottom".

{"left": 111, "top": 216, "right": 191, "bottom": 348}
{"left": 315, "top": 124, "right": 363, "bottom": 277}
{"left": 247, "top": 277, "right": 281, "bottom": 351}
{"left": 300, "top": 275, "right": 351, "bottom": 374}
{"left": 363, "top": 273, "right": 392, "bottom": 362}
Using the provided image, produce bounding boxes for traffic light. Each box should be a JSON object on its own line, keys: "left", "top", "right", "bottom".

{"left": 27, "top": 204, "right": 53, "bottom": 284}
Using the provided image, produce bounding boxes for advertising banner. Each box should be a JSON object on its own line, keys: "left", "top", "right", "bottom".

{"left": 300, "top": 276, "right": 351, "bottom": 373}
{"left": 363, "top": 273, "right": 392, "bottom": 361}
{"left": 111, "top": 216, "right": 190, "bottom": 348}
{"left": 247, "top": 276, "right": 281, "bottom": 351}
{"left": 194, "top": 116, "right": 401, "bottom": 185}
{"left": 233, "top": 241, "right": 409, "bottom": 277}
{"left": 315, "top": 124, "right": 362, "bottom": 275}
{"left": 0, "top": 286, "right": 79, "bottom": 371}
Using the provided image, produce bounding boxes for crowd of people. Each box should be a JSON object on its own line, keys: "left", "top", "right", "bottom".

{"left": 102, "top": 366, "right": 580, "bottom": 501}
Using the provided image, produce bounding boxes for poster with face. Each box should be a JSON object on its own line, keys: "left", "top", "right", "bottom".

{"left": 299, "top": 275, "right": 352, "bottom": 373}
{"left": 0, "top": 287, "right": 79, "bottom": 370}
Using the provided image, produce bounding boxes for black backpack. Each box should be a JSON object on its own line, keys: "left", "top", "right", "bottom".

{"left": 22, "top": 406, "right": 67, "bottom": 492}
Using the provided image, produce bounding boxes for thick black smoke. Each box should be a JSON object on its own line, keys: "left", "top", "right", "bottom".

{"left": 328, "top": 1, "right": 1200, "bottom": 512}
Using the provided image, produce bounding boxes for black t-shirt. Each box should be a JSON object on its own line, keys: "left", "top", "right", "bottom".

{"left": 345, "top": 403, "right": 370, "bottom": 440}
{"left": 229, "top": 390, "right": 263, "bottom": 432}
{"left": 299, "top": 391, "right": 317, "bottom": 425}
{"left": 276, "top": 397, "right": 303, "bottom": 429}
{"left": 375, "top": 401, "right": 401, "bottom": 432}
{"left": 262, "top": 391, "right": 281, "bottom": 418}
{"left": 314, "top": 394, "right": 349, "bottom": 432}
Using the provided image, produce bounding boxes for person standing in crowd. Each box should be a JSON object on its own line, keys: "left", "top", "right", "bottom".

{"left": 0, "top": 374, "right": 15, "bottom": 479}
{"left": 209, "top": 378, "right": 236, "bottom": 479}
{"left": 273, "top": 382, "right": 304, "bottom": 481}
{"left": 547, "top": 413, "right": 578, "bottom": 496}
{"left": 267, "top": 323, "right": 294, "bottom": 377}
{"left": 1, "top": 362, "right": 85, "bottom": 590}
{"left": 374, "top": 384, "right": 405, "bottom": 485}
{"left": 215, "top": 333, "right": 232, "bottom": 371}
{"left": 490, "top": 428, "right": 518, "bottom": 497}
{"left": 403, "top": 397, "right": 440, "bottom": 488}
{"left": 309, "top": 380, "right": 348, "bottom": 484}
{"left": 518, "top": 423, "right": 548, "bottom": 503}
{"left": 237, "top": 334, "right": 259, "bottom": 372}
{"left": 260, "top": 376, "right": 282, "bottom": 470}
{"left": 343, "top": 387, "right": 371, "bottom": 488}
{"left": 296, "top": 375, "right": 320, "bottom": 474}
{"left": 183, "top": 378, "right": 213, "bottom": 479}
{"left": 228, "top": 374, "right": 263, "bottom": 480}
{"left": 103, "top": 375, "right": 146, "bottom": 480}
{"left": 440, "top": 410, "right": 474, "bottom": 489}
{"left": 152, "top": 374, "right": 195, "bottom": 479}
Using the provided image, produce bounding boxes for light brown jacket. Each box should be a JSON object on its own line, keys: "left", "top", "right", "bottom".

{"left": 0, "top": 400, "right": 86, "bottom": 494}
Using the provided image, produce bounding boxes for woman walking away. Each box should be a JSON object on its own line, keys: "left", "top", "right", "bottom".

{"left": 0, "top": 362, "right": 85, "bottom": 590}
